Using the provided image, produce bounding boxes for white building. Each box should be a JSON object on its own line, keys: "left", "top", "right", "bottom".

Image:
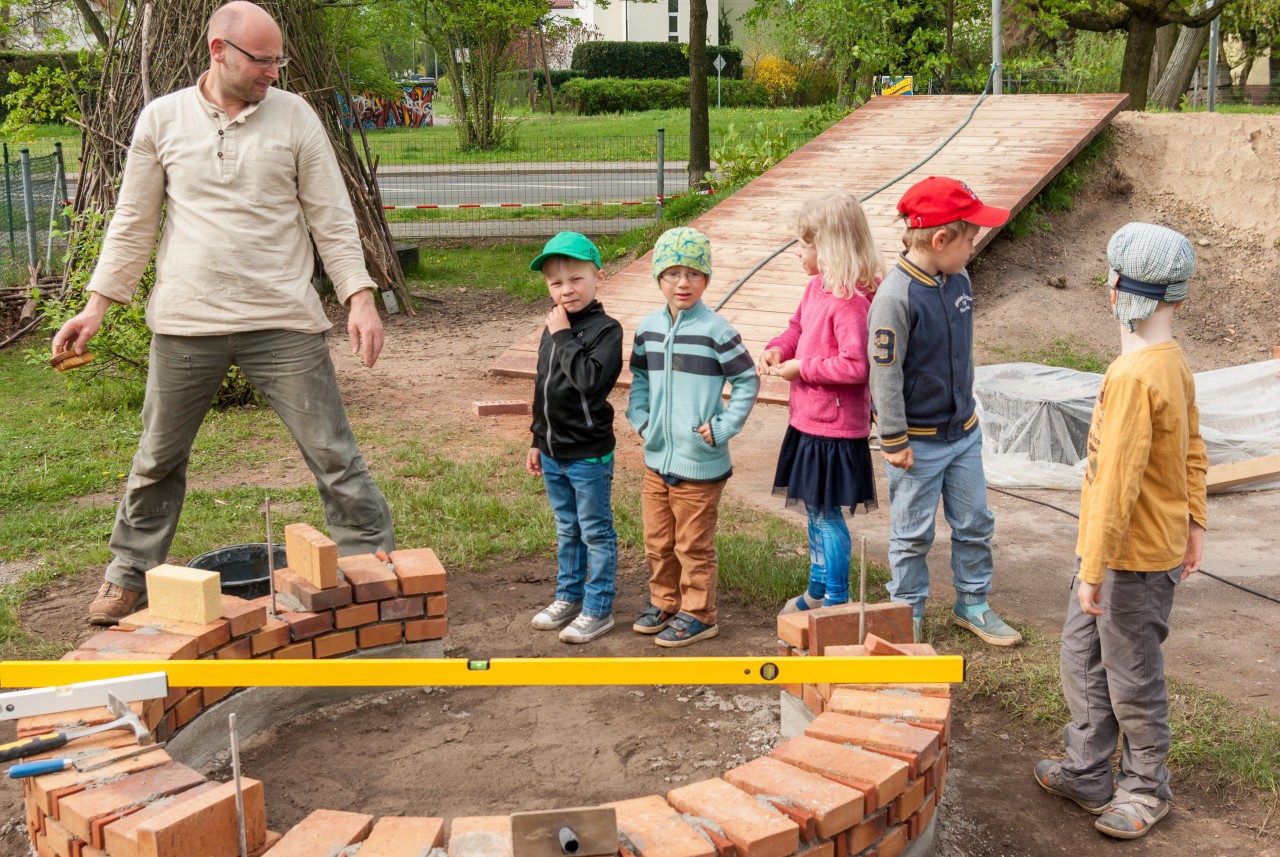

{"left": 548, "top": 0, "right": 756, "bottom": 45}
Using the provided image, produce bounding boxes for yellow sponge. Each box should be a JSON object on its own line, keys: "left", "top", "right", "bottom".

{"left": 146, "top": 564, "right": 223, "bottom": 625}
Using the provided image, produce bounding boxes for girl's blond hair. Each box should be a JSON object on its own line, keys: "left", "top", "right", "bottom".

{"left": 795, "top": 191, "right": 885, "bottom": 299}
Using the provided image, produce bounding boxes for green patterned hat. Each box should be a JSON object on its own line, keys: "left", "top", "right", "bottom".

{"left": 651, "top": 227, "right": 712, "bottom": 280}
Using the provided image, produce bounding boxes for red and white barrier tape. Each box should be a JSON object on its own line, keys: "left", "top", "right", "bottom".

{"left": 381, "top": 189, "right": 714, "bottom": 211}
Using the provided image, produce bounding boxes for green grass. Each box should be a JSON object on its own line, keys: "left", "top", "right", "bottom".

{"left": 0, "top": 123, "right": 79, "bottom": 164}
{"left": 405, "top": 242, "right": 546, "bottom": 302}
{"left": 1006, "top": 127, "right": 1114, "bottom": 239}
{"left": 939, "top": 610, "right": 1280, "bottom": 794}
{"left": 987, "top": 336, "right": 1112, "bottom": 374}
{"left": 1167, "top": 102, "right": 1280, "bottom": 114}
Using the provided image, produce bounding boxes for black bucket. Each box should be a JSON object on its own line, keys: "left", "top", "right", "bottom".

{"left": 188, "top": 543, "right": 286, "bottom": 600}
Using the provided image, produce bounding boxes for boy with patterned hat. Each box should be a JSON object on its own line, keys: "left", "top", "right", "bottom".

{"left": 626, "top": 227, "right": 760, "bottom": 647}
{"left": 868, "top": 176, "right": 1023, "bottom": 646}
{"left": 1035, "top": 222, "right": 1207, "bottom": 841}
{"left": 527, "top": 232, "right": 625, "bottom": 644}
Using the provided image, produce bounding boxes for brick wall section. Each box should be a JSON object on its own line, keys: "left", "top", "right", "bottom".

{"left": 23, "top": 557, "right": 951, "bottom": 857}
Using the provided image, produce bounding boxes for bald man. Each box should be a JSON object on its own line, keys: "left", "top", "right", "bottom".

{"left": 54, "top": 1, "right": 395, "bottom": 625}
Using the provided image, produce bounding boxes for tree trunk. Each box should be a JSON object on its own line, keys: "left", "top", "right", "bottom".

{"left": 1150, "top": 23, "right": 1211, "bottom": 110}
{"left": 1150, "top": 22, "right": 1178, "bottom": 95}
{"left": 1119, "top": 14, "right": 1160, "bottom": 110}
{"left": 71, "top": 0, "right": 111, "bottom": 49}
{"left": 688, "top": 0, "right": 710, "bottom": 191}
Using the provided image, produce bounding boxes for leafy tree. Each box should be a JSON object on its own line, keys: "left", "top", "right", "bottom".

{"left": 1220, "top": 0, "right": 1280, "bottom": 96}
{"left": 689, "top": 0, "right": 710, "bottom": 189}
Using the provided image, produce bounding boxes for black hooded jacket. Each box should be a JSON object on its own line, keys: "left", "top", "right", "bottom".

{"left": 530, "top": 300, "right": 624, "bottom": 460}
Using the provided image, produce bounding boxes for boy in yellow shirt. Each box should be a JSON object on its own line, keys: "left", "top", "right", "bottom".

{"left": 1035, "top": 222, "right": 1208, "bottom": 840}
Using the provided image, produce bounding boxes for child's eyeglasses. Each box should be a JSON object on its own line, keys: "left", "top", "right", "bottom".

{"left": 659, "top": 269, "right": 708, "bottom": 285}
{"left": 223, "top": 39, "right": 291, "bottom": 69}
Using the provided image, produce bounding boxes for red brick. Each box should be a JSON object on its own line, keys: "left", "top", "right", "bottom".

{"left": 269, "top": 809, "right": 373, "bottom": 857}
{"left": 808, "top": 602, "right": 915, "bottom": 655}
{"left": 79, "top": 630, "right": 198, "bottom": 661}
{"left": 135, "top": 778, "right": 266, "bottom": 857}
{"left": 824, "top": 644, "right": 951, "bottom": 697}
{"left": 724, "top": 756, "right": 863, "bottom": 838}
{"left": 606, "top": 796, "right": 714, "bottom": 857}
{"left": 57, "top": 763, "right": 206, "bottom": 844}
{"left": 334, "top": 601, "right": 380, "bottom": 629}
{"left": 201, "top": 686, "right": 233, "bottom": 705}
{"left": 826, "top": 689, "right": 951, "bottom": 740}
{"left": 249, "top": 617, "right": 290, "bottom": 655}
{"left": 805, "top": 712, "right": 939, "bottom": 779}
{"left": 313, "top": 630, "right": 358, "bottom": 658}
{"left": 803, "top": 683, "right": 825, "bottom": 716}
{"left": 273, "top": 567, "right": 353, "bottom": 612}
{"left": 172, "top": 691, "right": 203, "bottom": 728}
{"left": 877, "top": 823, "right": 908, "bottom": 857}
{"left": 380, "top": 596, "right": 425, "bottom": 621}
{"left": 41, "top": 816, "right": 82, "bottom": 857}
{"left": 100, "top": 782, "right": 222, "bottom": 857}
{"left": 769, "top": 736, "right": 908, "bottom": 814}
{"left": 359, "top": 816, "right": 445, "bottom": 856}
{"left": 283, "top": 523, "right": 338, "bottom": 590}
{"left": 214, "top": 637, "right": 252, "bottom": 660}
{"left": 389, "top": 548, "right": 447, "bottom": 595}
{"left": 472, "top": 400, "right": 529, "bottom": 416}
{"left": 116, "top": 611, "right": 230, "bottom": 655}
{"left": 280, "top": 609, "right": 334, "bottom": 641}
{"left": 862, "top": 633, "right": 911, "bottom": 656}
{"left": 339, "top": 553, "right": 399, "bottom": 601}
{"left": 28, "top": 733, "right": 151, "bottom": 811}
{"left": 273, "top": 641, "right": 314, "bottom": 659}
{"left": 668, "top": 777, "right": 799, "bottom": 857}
{"left": 846, "top": 809, "right": 886, "bottom": 854}
{"left": 426, "top": 594, "right": 448, "bottom": 616}
{"left": 359, "top": 623, "right": 403, "bottom": 649}
{"left": 404, "top": 617, "right": 448, "bottom": 642}
{"left": 777, "top": 611, "right": 810, "bottom": 649}
{"left": 891, "top": 777, "right": 926, "bottom": 827}
{"left": 798, "top": 840, "right": 834, "bottom": 857}
{"left": 218, "top": 595, "right": 268, "bottom": 637}
{"left": 249, "top": 830, "right": 282, "bottom": 857}
{"left": 446, "top": 815, "right": 512, "bottom": 857}
{"left": 908, "top": 791, "right": 937, "bottom": 841}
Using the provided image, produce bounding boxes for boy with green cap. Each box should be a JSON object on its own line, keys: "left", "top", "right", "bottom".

{"left": 627, "top": 227, "right": 760, "bottom": 647}
{"left": 527, "top": 232, "right": 624, "bottom": 643}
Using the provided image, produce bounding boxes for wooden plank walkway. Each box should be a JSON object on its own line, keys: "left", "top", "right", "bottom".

{"left": 493, "top": 93, "right": 1129, "bottom": 403}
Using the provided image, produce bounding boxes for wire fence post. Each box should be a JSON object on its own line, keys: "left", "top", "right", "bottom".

{"left": 46, "top": 142, "right": 66, "bottom": 270}
{"left": 656, "top": 127, "right": 665, "bottom": 222}
{"left": 19, "top": 148, "right": 38, "bottom": 272}
{"left": 4, "top": 143, "right": 13, "bottom": 256}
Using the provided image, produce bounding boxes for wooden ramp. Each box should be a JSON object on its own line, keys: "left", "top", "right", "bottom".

{"left": 493, "top": 93, "right": 1129, "bottom": 403}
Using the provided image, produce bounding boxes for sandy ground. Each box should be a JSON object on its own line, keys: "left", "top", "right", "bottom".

{"left": 5, "top": 112, "right": 1279, "bottom": 856}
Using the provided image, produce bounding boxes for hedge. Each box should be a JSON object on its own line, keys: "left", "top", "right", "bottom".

{"left": 571, "top": 42, "right": 742, "bottom": 81}
{"left": 0, "top": 51, "right": 91, "bottom": 119}
{"left": 498, "top": 68, "right": 583, "bottom": 96}
{"left": 559, "top": 76, "right": 768, "bottom": 115}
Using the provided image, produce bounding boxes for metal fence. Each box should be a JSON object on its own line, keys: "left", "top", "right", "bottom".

{"left": 364, "top": 130, "right": 814, "bottom": 240}
{"left": 1, "top": 143, "right": 70, "bottom": 285}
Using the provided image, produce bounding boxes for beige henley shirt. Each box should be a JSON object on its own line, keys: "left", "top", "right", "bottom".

{"left": 87, "top": 75, "right": 375, "bottom": 335}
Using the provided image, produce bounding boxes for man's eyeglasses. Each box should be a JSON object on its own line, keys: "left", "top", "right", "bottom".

{"left": 223, "top": 39, "right": 291, "bottom": 69}
{"left": 658, "top": 269, "right": 708, "bottom": 285}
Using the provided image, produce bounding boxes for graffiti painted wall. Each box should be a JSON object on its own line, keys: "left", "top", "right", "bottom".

{"left": 346, "top": 85, "right": 434, "bottom": 129}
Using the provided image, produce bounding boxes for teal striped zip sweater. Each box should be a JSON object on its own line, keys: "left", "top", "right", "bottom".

{"left": 626, "top": 300, "right": 760, "bottom": 481}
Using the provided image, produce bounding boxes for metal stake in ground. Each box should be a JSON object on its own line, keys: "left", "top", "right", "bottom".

{"left": 265, "top": 497, "right": 277, "bottom": 619}
{"left": 230, "top": 712, "right": 247, "bottom": 857}
{"left": 858, "top": 536, "right": 868, "bottom": 646}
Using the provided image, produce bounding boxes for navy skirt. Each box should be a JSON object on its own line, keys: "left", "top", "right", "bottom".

{"left": 772, "top": 426, "right": 877, "bottom": 515}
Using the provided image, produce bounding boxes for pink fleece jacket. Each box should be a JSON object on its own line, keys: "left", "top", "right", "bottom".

{"left": 766, "top": 274, "right": 873, "bottom": 439}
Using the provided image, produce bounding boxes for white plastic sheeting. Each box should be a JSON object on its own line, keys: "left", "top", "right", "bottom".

{"left": 974, "top": 360, "right": 1280, "bottom": 491}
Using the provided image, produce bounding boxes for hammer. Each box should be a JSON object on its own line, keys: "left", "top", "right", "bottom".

{"left": 0, "top": 692, "right": 151, "bottom": 764}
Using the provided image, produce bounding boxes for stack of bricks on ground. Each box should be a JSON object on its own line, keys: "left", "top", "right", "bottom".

{"left": 22, "top": 544, "right": 949, "bottom": 856}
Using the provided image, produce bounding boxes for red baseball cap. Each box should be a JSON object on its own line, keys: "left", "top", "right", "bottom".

{"left": 897, "top": 176, "right": 1009, "bottom": 229}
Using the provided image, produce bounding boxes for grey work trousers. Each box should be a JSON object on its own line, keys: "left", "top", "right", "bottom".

{"left": 1058, "top": 565, "right": 1182, "bottom": 804}
{"left": 105, "top": 330, "right": 395, "bottom": 591}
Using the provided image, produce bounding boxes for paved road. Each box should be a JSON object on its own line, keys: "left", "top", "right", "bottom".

{"left": 377, "top": 167, "right": 687, "bottom": 207}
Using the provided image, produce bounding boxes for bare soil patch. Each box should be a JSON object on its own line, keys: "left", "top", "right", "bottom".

{"left": 5, "top": 112, "right": 1278, "bottom": 856}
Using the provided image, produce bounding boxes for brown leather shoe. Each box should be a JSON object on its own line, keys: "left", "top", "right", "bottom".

{"left": 88, "top": 581, "right": 147, "bottom": 626}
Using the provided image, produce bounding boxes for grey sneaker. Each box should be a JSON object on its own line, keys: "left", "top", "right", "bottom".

{"left": 532, "top": 599, "right": 581, "bottom": 630}
{"left": 1095, "top": 789, "right": 1168, "bottom": 839}
{"left": 1033, "top": 759, "right": 1111, "bottom": 814}
{"left": 559, "top": 612, "right": 615, "bottom": 643}
{"left": 632, "top": 604, "right": 676, "bottom": 634}
{"left": 952, "top": 602, "right": 1023, "bottom": 646}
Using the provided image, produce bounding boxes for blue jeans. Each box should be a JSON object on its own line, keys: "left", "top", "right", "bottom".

{"left": 806, "top": 504, "right": 851, "bottom": 606}
{"left": 884, "top": 428, "right": 994, "bottom": 619}
{"left": 541, "top": 453, "right": 618, "bottom": 617}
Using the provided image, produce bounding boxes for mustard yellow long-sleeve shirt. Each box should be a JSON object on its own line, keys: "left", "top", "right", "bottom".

{"left": 1076, "top": 341, "right": 1208, "bottom": 584}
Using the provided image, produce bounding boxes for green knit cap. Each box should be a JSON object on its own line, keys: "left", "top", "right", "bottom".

{"left": 651, "top": 227, "right": 712, "bottom": 281}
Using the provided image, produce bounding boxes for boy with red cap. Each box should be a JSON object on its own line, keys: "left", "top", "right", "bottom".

{"left": 867, "top": 176, "right": 1022, "bottom": 645}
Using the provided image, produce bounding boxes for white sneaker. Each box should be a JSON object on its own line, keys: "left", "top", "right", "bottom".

{"left": 559, "top": 612, "right": 615, "bottom": 644}
{"left": 532, "top": 600, "right": 581, "bottom": 630}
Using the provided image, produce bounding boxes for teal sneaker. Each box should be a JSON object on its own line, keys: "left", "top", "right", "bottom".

{"left": 912, "top": 617, "right": 923, "bottom": 644}
{"left": 952, "top": 602, "right": 1023, "bottom": 646}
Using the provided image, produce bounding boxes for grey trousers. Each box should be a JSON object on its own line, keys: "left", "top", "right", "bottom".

{"left": 105, "top": 331, "right": 395, "bottom": 591}
{"left": 1058, "top": 565, "right": 1181, "bottom": 804}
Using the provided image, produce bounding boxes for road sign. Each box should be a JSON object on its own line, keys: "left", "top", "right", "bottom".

{"left": 713, "top": 54, "right": 726, "bottom": 72}
{"left": 454, "top": 47, "right": 470, "bottom": 63}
